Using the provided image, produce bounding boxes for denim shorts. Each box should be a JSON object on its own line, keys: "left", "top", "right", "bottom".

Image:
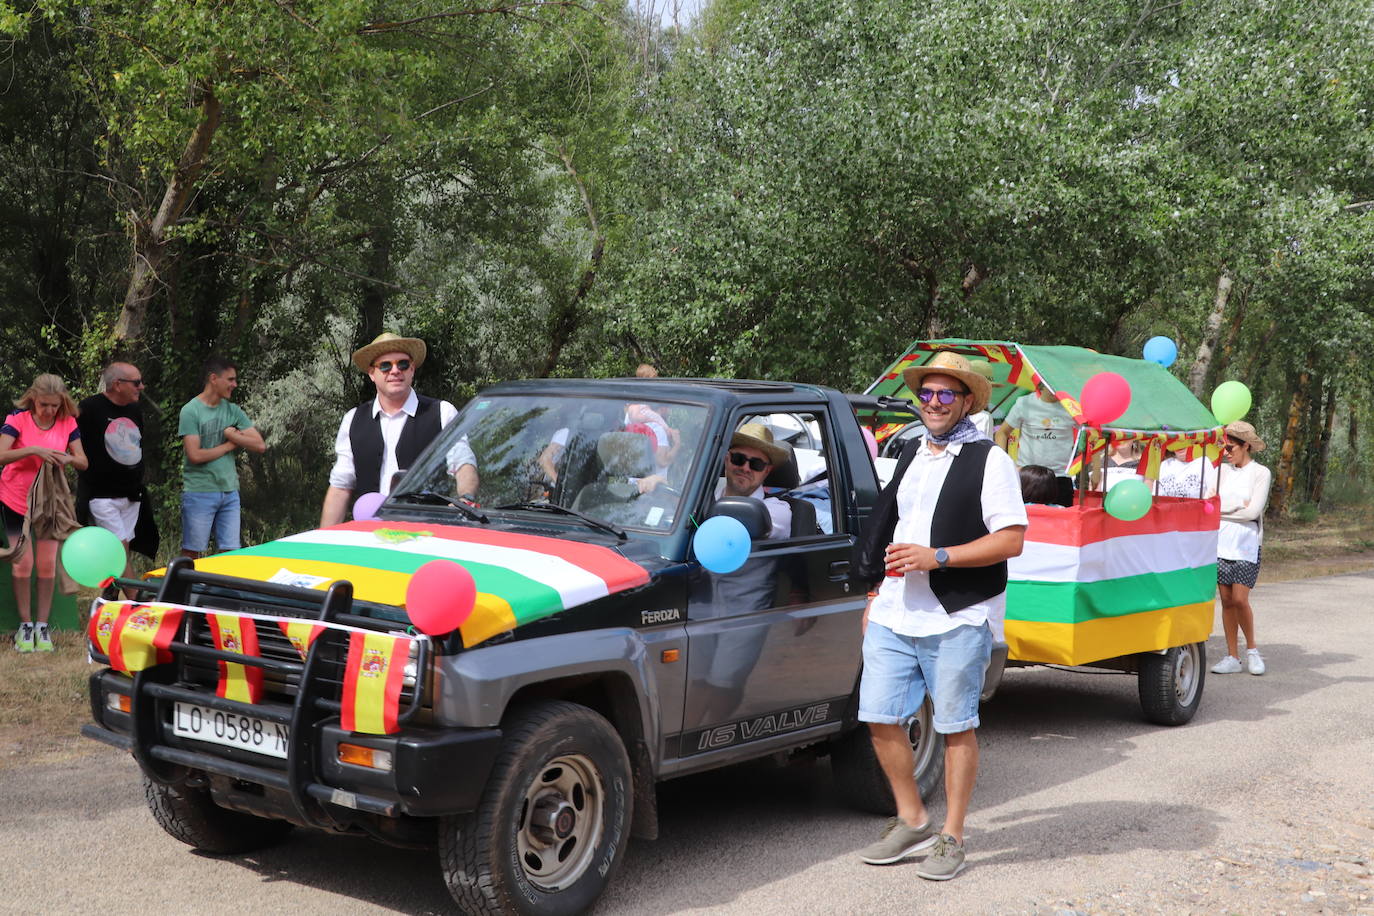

{"left": 181, "top": 490, "right": 241, "bottom": 553}
{"left": 858, "top": 621, "right": 992, "bottom": 734}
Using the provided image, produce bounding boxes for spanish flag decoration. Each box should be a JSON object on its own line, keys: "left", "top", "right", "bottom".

{"left": 107, "top": 603, "right": 184, "bottom": 674}
{"left": 277, "top": 619, "right": 326, "bottom": 660}
{"left": 88, "top": 601, "right": 125, "bottom": 659}
{"left": 341, "top": 631, "right": 409, "bottom": 735}
{"left": 207, "top": 612, "right": 264, "bottom": 704}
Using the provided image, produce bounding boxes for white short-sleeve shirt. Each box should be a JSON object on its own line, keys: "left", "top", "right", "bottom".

{"left": 328, "top": 390, "right": 464, "bottom": 495}
{"left": 867, "top": 440, "right": 1027, "bottom": 641}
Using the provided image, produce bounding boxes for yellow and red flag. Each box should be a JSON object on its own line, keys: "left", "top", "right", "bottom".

{"left": 88, "top": 601, "right": 125, "bottom": 659}
{"left": 278, "top": 619, "right": 326, "bottom": 660}
{"left": 341, "top": 631, "right": 409, "bottom": 735}
{"left": 104, "top": 603, "right": 183, "bottom": 674}
{"left": 207, "top": 612, "right": 264, "bottom": 704}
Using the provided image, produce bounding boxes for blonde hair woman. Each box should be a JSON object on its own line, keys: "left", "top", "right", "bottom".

{"left": 0, "top": 374, "right": 87, "bottom": 651}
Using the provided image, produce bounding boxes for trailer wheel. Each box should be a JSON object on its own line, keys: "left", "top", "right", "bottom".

{"left": 144, "top": 775, "right": 292, "bottom": 854}
{"left": 831, "top": 697, "right": 944, "bottom": 814}
{"left": 439, "top": 701, "right": 633, "bottom": 916}
{"left": 1138, "top": 641, "right": 1206, "bottom": 726}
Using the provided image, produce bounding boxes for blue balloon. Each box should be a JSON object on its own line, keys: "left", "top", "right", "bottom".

{"left": 1143, "top": 335, "right": 1178, "bottom": 368}
{"left": 693, "top": 516, "right": 752, "bottom": 574}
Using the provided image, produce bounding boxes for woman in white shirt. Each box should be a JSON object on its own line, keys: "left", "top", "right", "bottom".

{"left": 1210, "top": 421, "right": 1273, "bottom": 676}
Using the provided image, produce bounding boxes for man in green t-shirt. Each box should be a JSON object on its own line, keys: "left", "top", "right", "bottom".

{"left": 178, "top": 356, "right": 267, "bottom": 558}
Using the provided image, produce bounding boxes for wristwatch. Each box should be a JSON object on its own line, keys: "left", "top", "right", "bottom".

{"left": 935, "top": 548, "right": 950, "bottom": 570}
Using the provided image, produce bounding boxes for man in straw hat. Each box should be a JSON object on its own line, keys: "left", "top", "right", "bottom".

{"left": 320, "top": 332, "right": 478, "bottom": 526}
{"left": 853, "top": 350, "right": 1027, "bottom": 880}
{"left": 718, "top": 421, "right": 792, "bottom": 539}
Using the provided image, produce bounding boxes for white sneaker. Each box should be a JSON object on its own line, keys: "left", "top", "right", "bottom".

{"left": 1246, "top": 649, "right": 1265, "bottom": 676}
{"left": 1211, "top": 655, "right": 1242, "bottom": 674}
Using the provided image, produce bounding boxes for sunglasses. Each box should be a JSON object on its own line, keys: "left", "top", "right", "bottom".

{"left": 374, "top": 359, "right": 412, "bottom": 373}
{"left": 916, "top": 387, "right": 968, "bottom": 405}
{"left": 728, "top": 451, "right": 770, "bottom": 472}
{"left": 119, "top": 378, "right": 145, "bottom": 388}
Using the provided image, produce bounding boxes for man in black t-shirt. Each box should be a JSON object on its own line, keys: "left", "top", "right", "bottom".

{"left": 77, "top": 362, "right": 147, "bottom": 575}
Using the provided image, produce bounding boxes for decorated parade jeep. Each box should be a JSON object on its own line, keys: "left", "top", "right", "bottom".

{"left": 84, "top": 377, "right": 898, "bottom": 916}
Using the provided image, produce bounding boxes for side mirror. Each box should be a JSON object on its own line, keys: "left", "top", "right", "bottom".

{"left": 707, "top": 496, "right": 770, "bottom": 540}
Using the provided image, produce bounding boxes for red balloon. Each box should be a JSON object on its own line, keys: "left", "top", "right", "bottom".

{"left": 405, "top": 560, "right": 477, "bottom": 636}
{"left": 1080, "top": 372, "right": 1131, "bottom": 425}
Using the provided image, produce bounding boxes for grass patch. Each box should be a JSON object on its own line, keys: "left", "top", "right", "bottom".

{"left": 0, "top": 628, "right": 103, "bottom": 769}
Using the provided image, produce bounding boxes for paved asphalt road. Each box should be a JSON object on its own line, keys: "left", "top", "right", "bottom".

{"left": 3, "top": 571, "right": 1372, "bottom": 915}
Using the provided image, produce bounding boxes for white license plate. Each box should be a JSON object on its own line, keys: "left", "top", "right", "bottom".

{"left": 172, "top": 702, "right": 290, "bottom": 759}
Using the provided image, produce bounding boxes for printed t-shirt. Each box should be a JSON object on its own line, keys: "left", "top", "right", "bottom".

{"left": 0, "top": 410, "right": 81, "bottom": 514}
{"left": 1004, "top": 394, "right": 1076, "bottom": 471}
{"left": 178, "top": 397, "right": 253, "bottom": 492}
{"left": 77, "top": 394, "right": 144, "bottom": 499}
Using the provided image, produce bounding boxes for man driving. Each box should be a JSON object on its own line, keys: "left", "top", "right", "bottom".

{"left": 719, "top": 422, "right": 791, "bottom": 540}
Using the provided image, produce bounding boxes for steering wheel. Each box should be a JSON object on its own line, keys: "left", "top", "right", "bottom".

{"left": 880, "top": 422, "right": 925, "bottom": 459}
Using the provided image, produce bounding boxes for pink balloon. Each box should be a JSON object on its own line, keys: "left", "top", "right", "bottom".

{"left": 860, "top": 427, "right": 878, "bottom": 460}
{"left": 353, "top": 491, "right": 385, "bottom": 521}
{"left": 1080, "top": 372, "right": 1131, "bottom": 425}
{"left": 405, "top": 560, "right": 477, "bottom": 636}
{"left": 1203, "top": 501, "right": 1216, "bottom": 514}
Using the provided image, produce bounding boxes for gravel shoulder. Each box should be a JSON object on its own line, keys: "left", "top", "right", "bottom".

{"left": 2, "top": 571, "right": 1372, "bottom": 915}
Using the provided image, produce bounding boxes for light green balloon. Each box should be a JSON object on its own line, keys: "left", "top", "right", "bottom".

{"left": 61, "top": 525, "right": 127, "bottom": 587}
{"left": 1211, "top": 380, "right": 1252, "bottom": 425}
{"left": 1105, "top": 478, "right": 1153, "bottom": 522}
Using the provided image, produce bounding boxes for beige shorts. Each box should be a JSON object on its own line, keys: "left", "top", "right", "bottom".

{"left": 88, "top": 497, "right": 140, "bottom": 542}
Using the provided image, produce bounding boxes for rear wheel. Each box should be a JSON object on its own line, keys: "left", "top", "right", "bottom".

{"left": 831, "top": 698, "right": 944, "bottom": 815}
{"left": 144, "top": 776, "right": 292, "bottom": 854}
{"left": 1138, "top": 641, "right": 1206, "bottom": 725}
{"left": 439, "top": 701, "right": 633, "bottom": 916}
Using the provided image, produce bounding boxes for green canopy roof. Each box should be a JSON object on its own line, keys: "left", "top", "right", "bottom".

{"left": 866, "top": 338, "right": 1221, "bottom": 440}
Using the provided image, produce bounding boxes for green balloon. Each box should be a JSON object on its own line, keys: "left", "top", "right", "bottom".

{"left": 1211, "top": 380, "right": 1252, "bottom": 425}
{"left": 61, "top": 525, "right": 127, "bottom": 587}
{"left": 1105, "top": 478, "right": 1153, "bottom": 522}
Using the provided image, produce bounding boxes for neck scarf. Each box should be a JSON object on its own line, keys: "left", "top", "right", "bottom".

{"left": 927, "top": 416, "right": 988, "bottom": 446}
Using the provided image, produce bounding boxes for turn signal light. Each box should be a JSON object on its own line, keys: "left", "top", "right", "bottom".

{"left": 661, "top": 649, "right": 680, "bottom": 663}
{"left": 105, "top": 693, "right": 131, "bottom": 714}
{"left": 338, "top": 743, "right": 394, "bottom": 772}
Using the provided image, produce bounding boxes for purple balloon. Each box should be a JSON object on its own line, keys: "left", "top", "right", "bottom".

{"left": 353, "top": 491, "right": 385, "bottom": 521}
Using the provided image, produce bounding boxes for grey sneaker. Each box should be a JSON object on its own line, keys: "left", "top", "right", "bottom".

{"left": 916, "top": 833, "right": 967, "bottom": 881}
{"left": 35, "top": 622, "right": 53, "bottom": 652}
{"left": 858, "top": 817, "right": 940, "bottom": 865}
{"left": 14, "top": 622, "right": 34, "bottom": 653}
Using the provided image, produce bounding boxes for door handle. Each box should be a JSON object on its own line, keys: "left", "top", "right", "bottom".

{"left": 828, "top": 560, "right": 851, "bottom": 581}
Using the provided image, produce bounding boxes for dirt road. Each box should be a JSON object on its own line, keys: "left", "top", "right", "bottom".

{"left": 3, "top": 571, "right": 1372, "bottom": 915}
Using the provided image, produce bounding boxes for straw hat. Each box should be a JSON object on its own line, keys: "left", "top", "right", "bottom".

{"left": 352, "top": 332, "right": 427, "bottom": 372}
{"left": 730, "top": 422, "right": 789, "bottom": 467}
{"left": 1224, "top": 420, "right": 1266, "bottom": 452}
{"left": 901, "top": 350, "right": 991, "bottom": 413}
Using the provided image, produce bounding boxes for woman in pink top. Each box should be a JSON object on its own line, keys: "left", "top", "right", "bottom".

{"left": 0, "top": 374, "right": 88, "bottom": 652}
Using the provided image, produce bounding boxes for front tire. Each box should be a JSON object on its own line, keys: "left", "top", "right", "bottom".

{"left": 439, "top": 701, "right": 633, "bottom": 916}
{"left": 1138, "top": 641, "right": 1206, "bottom": 725}
{"left": 144, "top": 776, "right": 293, "bottom": 854}
{"left": 831, "top": 697, "right": 944, "bottom": 815}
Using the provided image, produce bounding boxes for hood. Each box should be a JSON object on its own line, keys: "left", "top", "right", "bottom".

{"left": 189, "top": 520, "right": 651, "bottom": 647}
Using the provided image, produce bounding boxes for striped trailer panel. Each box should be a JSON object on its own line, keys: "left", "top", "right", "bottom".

{"left": 1005, "top": 495, "right": 1219, "bottom": 666}
{"left": 191, "top": 521, "right": 652, "bottom": 648}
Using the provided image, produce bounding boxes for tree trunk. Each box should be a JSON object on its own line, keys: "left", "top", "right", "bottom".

{"left": 539, "top": 145, "right": 604, "bottom": 378}
{"left": 1309, "top": 384, "right": 1338, "bottom": 505}
{"left": 1189, "top": 268, "right": 1232, "bottom": 396}
{"left": 114, "top": 87, "right": 222, "bottom": 348}
{"left": 1271, "top": 364, "right": 1312, "bottom": 517}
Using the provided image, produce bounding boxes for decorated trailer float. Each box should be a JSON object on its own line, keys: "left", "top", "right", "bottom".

{"left": 863, "top": 339, "right": 1225, "bottom": 724}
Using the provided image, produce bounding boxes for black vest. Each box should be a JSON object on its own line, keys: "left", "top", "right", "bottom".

{"left": 349, "top": 394, "right": 443, "bottom": 493}
{"left": 854, "top": 438, "right": 1008, "bottom": 613}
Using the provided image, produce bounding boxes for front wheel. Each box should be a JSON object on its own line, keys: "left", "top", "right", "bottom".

{"left": 439, "top": 701, "right": 633, "bottom": 916}
{"left": 144, "top": 776, "right": 293, "bottom": 854}
{"left": 831, "top": 698, "right": 944, "bottom": 815}
{"left": 1138, "top": 641, "right": 1206, "bottom": 726}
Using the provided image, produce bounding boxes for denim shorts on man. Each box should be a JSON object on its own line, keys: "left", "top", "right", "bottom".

{"left": 181, "top": 490, "right": 241, "bottom": 553}
{"left": 858, "top": 621, "right": 992, "bottom": 734}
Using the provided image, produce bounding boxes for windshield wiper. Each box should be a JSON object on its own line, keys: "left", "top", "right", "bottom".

{"left": 492, "top": 501, "right": 627, "bottom": 540}
{"left": 390, "top": 489, "right": 489, "bottom": 523}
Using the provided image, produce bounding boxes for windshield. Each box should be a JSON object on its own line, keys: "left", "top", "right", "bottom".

{"left": 392, "top": 393, "right": 710, "bottom": 533}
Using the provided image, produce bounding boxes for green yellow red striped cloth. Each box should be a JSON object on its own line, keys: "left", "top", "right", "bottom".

{"left": 1006, "top": 495, "right": 1219, "bottom": 665}
{"left": 191, "top": 520, "right": 652, "bottom": 647}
